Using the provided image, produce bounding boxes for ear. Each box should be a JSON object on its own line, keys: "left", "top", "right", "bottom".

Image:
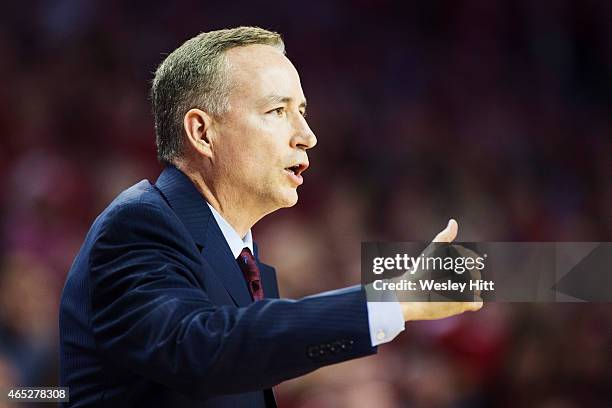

{"left": 183, "top": 108, "right": 215, "bottom": 159}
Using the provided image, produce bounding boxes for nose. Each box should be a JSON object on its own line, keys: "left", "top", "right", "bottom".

{"left": 291, "top": 113, "right": 317, "bottom": 150}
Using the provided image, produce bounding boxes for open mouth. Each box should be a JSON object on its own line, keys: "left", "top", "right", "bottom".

{"left": 285, "top": 163, "right": 308, "bottom": 176}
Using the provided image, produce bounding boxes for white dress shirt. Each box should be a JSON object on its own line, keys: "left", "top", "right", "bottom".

{"left": 206, "top": 203, "right": 405, "bottom": 346}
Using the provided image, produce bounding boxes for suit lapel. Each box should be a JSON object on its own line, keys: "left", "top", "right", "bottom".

{"left": 259, "top": 264, "right": 279, "bottom": 299}
{"left": 155, "top": 165, "right": 252, "bottom": 307}
{"left": 201, "top": 219, "right": 252, "bottom": 306}
{"left": 254, "top": 243, "right": 280, "bottom": 299}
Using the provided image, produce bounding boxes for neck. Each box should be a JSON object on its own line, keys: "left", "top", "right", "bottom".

{"left": 176, "top": 163, "right": 266, "bottom": 238}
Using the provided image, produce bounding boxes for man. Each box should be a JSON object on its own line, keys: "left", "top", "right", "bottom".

{"left": 59, "top": 27, "right": 481, "bottom": 407}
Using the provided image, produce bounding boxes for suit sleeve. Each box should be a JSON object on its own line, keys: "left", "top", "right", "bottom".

{"left": 88, "top": 202, "right": 376, "bottom": 400}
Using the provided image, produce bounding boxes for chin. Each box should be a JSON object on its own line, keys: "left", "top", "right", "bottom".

{"left": 277, "top": 189, "right": 299, "bottom": 208}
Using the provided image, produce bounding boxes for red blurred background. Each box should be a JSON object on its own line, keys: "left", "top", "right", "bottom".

{"left": 0, "top": 1, "right": 610, "bottom": 407}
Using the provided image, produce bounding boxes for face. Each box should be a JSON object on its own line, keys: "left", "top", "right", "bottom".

{"left": 209, "top": 44, "right": 317, "bottom": 214}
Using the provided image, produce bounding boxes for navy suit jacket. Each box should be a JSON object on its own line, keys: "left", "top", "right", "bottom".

{"left": 59, "top": 165, "right": 376, "bottom": 407}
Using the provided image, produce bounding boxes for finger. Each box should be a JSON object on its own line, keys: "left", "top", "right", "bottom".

{"left": 466, "top": 297, "right": 483, "bottom": 311}
{"left": 453, "top": 245, "right": 478, "bottom": 259}
{"left": 433, "top": 219, "right": 458, "bottom": 243}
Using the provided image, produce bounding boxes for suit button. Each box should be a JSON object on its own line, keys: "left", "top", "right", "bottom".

{"left": 307, "top": 346, "right": 317, "bottom": 358}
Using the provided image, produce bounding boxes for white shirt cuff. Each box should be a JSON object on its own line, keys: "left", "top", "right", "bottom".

{"left": 366, "top": 301, "right": 405, "bottom": 346}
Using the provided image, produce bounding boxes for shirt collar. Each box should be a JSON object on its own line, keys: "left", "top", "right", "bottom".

{"left": 206, "top": 203, "right": 253, "bottom": 259}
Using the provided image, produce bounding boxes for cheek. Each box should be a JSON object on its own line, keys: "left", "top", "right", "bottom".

{"left": 244, "top": 120, "right": 287, "bottom": 162}
{"left": 218, "top": 140, "right": 269, "bottom": 181}
{"left": 218, "top": 114, "right": 288, "bottom": 176}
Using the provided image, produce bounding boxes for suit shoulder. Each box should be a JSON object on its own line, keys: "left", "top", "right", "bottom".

{"left": 93, "top": 179, "right": 176, "bottom": 231}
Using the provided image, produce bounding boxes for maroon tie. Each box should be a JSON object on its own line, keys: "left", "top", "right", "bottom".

{"left": 237, "top": 248, "right": 265, "bottom": 301}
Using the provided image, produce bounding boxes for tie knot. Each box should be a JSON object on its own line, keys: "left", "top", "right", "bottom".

{"left": 236, "top": 247, "right": 265, "bottom": 301}
{"left": 239, "top": 247, "right": 256, "bottom": 266}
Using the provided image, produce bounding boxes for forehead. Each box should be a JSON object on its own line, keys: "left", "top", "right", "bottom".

{"left": 224, "top": 44, "right": 305, "bottom": 102}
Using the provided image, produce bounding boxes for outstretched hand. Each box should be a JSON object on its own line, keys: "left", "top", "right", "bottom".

{"left": 399, "top": 219, "right": 483, "bottom": 321}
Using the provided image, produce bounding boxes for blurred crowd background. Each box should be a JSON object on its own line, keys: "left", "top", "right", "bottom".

{"left": 0, "top": 0, "right": 611, "bottom": 407}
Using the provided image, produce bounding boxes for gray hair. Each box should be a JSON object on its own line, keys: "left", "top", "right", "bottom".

{"left": 151, "top": 26, "right": 285, "bottom": 163}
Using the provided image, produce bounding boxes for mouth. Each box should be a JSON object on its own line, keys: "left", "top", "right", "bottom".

{"left": 284, "top": 162, "right": 309, "bottom": 185}
{"left": 285, "top": 162, "right": 309, "bottom": 176}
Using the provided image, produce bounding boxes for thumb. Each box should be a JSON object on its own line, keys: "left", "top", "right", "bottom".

{"left": 433, "top": 219, "right": 458, "bottom": 243}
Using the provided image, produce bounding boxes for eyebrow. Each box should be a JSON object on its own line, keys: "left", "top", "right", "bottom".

{"left": 262, "top": 95, "right": 307, "bottom": 109}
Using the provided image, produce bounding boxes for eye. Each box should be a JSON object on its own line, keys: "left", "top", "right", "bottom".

{"left": 269, "top": 107, "right": 285, "bottom": 116}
